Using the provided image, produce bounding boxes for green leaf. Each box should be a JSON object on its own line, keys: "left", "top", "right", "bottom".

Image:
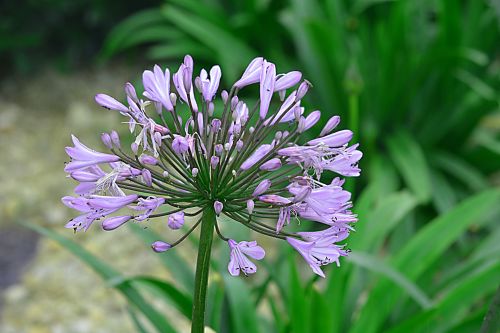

{"left": 288, "top": 256, "right": 310, "bottom": 333}
{"left": 117, "top": 276, "right": 192, "bottom": 319}
{"left": 387, "top": 131, "right": 432, "bottom": 203}
{"left": 101, "top": 9, "right": 165, "bottom": 59}
{"left": 23, "top": 223, "right": 176, "bottom": 333}
{"left": 348, "top": 252, "right": 432, "bottom": 309}
{"left": 223, "top": 274, "right": 261, "bottom": 333}
{"left": 128, "top": 307, "right": 152, "bottom": 333}
{"left": 350, "top": 188, "right": 500, "bottom": 333}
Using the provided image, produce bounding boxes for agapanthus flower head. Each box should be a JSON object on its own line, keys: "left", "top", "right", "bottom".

{"left": 63, "top": 55, "right": 362, "bottom": 277}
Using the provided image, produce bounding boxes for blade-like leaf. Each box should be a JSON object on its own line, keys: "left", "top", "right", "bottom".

{"left": 387, "top": 131, "right": 432, "bottom": 203}
{"left": 23, "top": 223, "right": 176, "bottom": 333}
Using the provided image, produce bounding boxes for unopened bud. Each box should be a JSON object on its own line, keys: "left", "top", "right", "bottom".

{"left": 142, "top": 169, "right": 152, "bottom": 187}
{"left": 210, "top": 156, "right": 220, "bottom": 169}
{"left": 170, "top": 93, "right": 177, "bottom": 107}
{"left": 215, "top": 144, "right": 223, "bottom": 156}
{"left": 214, "top": 201, "right": 223, "bottom": 216}
{"left": 152, "top": 241, "right": 171, "bottom": 253}
{"left": 101, "top": 133, "right": 112, "bottom": 149}
{"left": 131, "top": 142, "right": 139, "bottom": 155}
{"left": 110, "top": 131, "right": 120, "bottom": 148}
{"left": 208, "top": 102, "right": 215, "bottom": 116}
{"left": 221, "top": 90, "right": 229, "bottom": 104}
{"left": 246, "top": 200, "right": 255, "bottom": 214}
{"left": 192, "top": 168, "right": 198, "bottom": 177}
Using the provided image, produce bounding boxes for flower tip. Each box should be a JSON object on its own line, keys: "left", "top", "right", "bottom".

{"left": 214, "top": 201, "right": 223, "bottom": 216}
{"left": 152, "top": 241, "right": 171, "bottom": 253}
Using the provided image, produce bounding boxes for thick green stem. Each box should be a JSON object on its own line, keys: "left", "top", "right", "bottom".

{"left": 191, "top": 207, "right": 216, "bottom": 333}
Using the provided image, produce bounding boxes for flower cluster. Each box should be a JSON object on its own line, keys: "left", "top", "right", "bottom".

{"left": 63, "top": 56, "right": 362, "bottom": 278}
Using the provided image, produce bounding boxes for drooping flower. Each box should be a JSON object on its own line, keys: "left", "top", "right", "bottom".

{"left": 63, "top": 55, "right": 361, "bottom": 278}
{"left": 227, "top": 239, "right": 265, "bottom": 276}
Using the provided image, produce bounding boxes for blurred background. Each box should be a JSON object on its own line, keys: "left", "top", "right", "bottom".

{"left": 0, "top": 0, "right": 499, "bottom": 332}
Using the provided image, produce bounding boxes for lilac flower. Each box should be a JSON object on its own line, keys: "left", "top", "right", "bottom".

{"left": 234, "top": 57, "right": 263, "bottom": 88}
{"left": 63, "top": 55, "right": 361, "bottom": 278}
{"left": 130, "top": 197, "right": 165, "bottom": 221}
{"left": 320, "top": 115, "right": 341, "bottom": 137}
{"left": 95, "top": 94, "right": 129, "bottom": 113}
{"left": 65, "top": 135, "right": 119, "bottom": 172}
{"left": 227, "top": 239, "right": 265, "bottom": 276}
{"left": 252, "top": 179, "right": 272, "bottom": 197}
{"left": 200, "top": 66, "right": 221, "bottom": 101}
{"left": 287, "top": 235, "right": 348, "bottom": 278}
{"left": 168, "top": 212, "right": 185, "bottom": 229}
{"left": 143, "top": 65, "right": 174, "bottom": 111}
{"left": 62, "top": 194, "right": 138, "bottom": 232}
{"left": 259, "top": 61, "right": 276, "bottom": 119}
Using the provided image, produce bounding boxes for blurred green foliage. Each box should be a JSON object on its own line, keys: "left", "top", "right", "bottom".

{"left": 0, "top": 0, "right": 159, "bottom": 74}
{"left": 28, "top": 0, "right": 500, "bottom": 332}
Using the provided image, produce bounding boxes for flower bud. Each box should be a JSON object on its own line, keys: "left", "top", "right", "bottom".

{"left": 172, "top": 135, "right": 189, "bottom": 154}
{"left": 142, "top": 169, "right": 152, "bottom": 187}
{"left": 95, "top": 94, "right": 129, "bottom": 113}
{"left": 215, "top": 144, "right": 223, "bottom": 156}
{"left": 208, "top": 102, "right": 215, "bottom": 116}
{"left": 210, "top": 156, "right": 220, "bottom": 169}
{"left": 101, "top": 133, "right": 112, "bottom": 149}
{"left": 124, "top": 82, "right": 139, "bottom": 103}
{"left": 139, "top": 154, "right": 158, "bottom": 165}
{"left": 110, "top": 130, "right": 121, "bottom": 148}
{"left": 102, "top": 216, "right": 132, "bottom": 231}
{"left": 191, "top": 168, "right": 198, "bottom": 177}
{"left": 168, "top": 212, "right": 185, "bottom": 230}
{"left": 247, "top": 200, "right": 255, "bottom": 214}
{"left": 195, "top": 76, "right": 202, "bottom": 92}
{"left": 131, "top": 142, "right": 139, "bottom": 155}
{"left": 231, "top": 96, "right": 239, "bottom": 110}
{"left": 163, "top": 171, "right": 169, "bottom": 178}
{"left": 236, "top": 140, "right": 244, "bottom": 151}
{"left": 320, "top": 115, "right": 341, "bottom": 137}
{"left": 302, "top": 110, "right": 321, "bottom": 132}
{"left": 214, "top": 201, "right": 223, "bottom": 216}
{"left": 152, "top": 241, "right": 171, "bottom": 253}
{"left": 253, "top": 179, "right": 272, "bottom": 197}
{"left": 211, "top": 119, "right": 221, "bottom": 133}
{"left": 154, "top": 132, "right": 163, "bottom": 147}
{"left": 170, "top": 93, "right": 177, "bottom": 107}
{"left": 221, "top": 90, "right": 229, "bottom": 104}
{"left": 260, "top": 158, "right": 282, "bottom": 171}
{"left": 296, "top": 80, "right": 311, "bottom": 100}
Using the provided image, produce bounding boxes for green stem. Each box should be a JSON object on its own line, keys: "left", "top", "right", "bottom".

{"left": 191, "top": 206, "right": 216, "bottom": 333}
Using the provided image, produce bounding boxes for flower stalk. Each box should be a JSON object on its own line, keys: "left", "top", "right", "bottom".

{"left": 191, "top": 207, "right": 216, "bottom": 333}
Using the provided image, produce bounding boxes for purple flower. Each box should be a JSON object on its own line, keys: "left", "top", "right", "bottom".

{"left": 130, "top": 197, "right": 165, "bottom": 221}
{"left": 274, "top": 71, "right": 302, "bottom": 91}
{"left": 64, "top": 55, "right": 362, "bottom": 279}
{"left": 240, "top": 144, "right": 273, "bottom": 170}
{"left": 143, "top": 65, "right": 174, "bottom": 112}
{"left": 287, "top": 235, "right": 348, "bottom": 278}
{"left": 62, "top": 194, "right": 138, "bottom": 232}
{"left": 259, "top": 61, "right": 276, "bottom": 119}
{"left": 168, "top": 211, "right": 185, "bottom": 229}
{"left": 234, "top": 57, "right": 263, "bottom": 88}
{"left": 307, "top": 129, "right": 353, "bottom": 147}
{"left": 252, "top": 179, "right": 272, "bottom": 197}
{"left": 173, "top": 55, "right": 198, "bottom": 112}
{"left": 172, "top": 135, "right": 189, "bottom": 154}
{"left": 259, "top": 194, "right": 291, "bottom": 205}
{"left": 260, "top": 158, "right": 282, "bottom": 171}
{"left": 320, "top": 115, "right": 341, "bottom": 137}
{"left": 227, "top": 239, "right": 265, "bottom": 276}
{"left": 200, "top": 66, "right": 221, "bottom": 101}
{"left": 65, "top": 135, "right": 119, "bottom": 172}
{"left": 95, "top": 94, "right": 129, "bottom": 113}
